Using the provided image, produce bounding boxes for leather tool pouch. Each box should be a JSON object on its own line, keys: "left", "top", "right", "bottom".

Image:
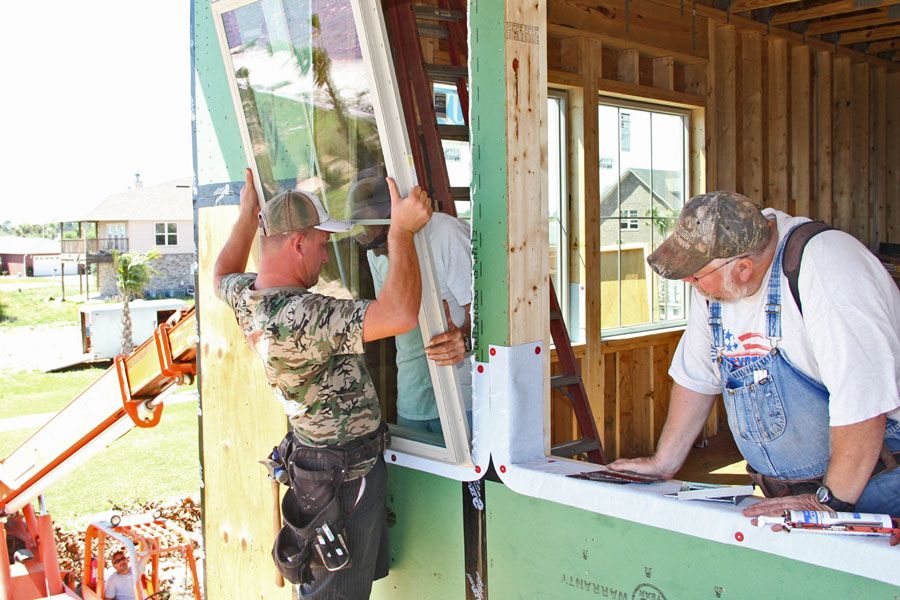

{"left": 269, "top": 424, "right": 389, "bottom": 585}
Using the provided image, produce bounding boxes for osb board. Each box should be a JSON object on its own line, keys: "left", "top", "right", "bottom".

{"left": 197, "top": 206, "right": 290, "bottom": 600}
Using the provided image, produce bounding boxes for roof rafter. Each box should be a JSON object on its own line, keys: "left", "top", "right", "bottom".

{"left": 868, "top": 37, "right": 900, "bottom": 51}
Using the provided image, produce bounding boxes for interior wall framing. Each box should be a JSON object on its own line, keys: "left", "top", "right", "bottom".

{"left": 546, "top": 0, "right": 900, "bottom": 460}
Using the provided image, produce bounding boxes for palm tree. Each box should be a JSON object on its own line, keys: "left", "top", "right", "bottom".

{"left": 113, "top": 248, "right": 160, "bottom": 354}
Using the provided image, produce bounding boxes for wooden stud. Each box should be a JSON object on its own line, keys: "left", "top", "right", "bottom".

{"left": 576, "top": 37, "right": 608, "bottom": 454}
{"left": 791, "top": 45, "right": 813, "bottom": 218}
{"left": 886, "top": 72, "right": 900, "bottom": 243}
{"left": 873, "top": 67, "right": 887, "bottom": 245}
{"left": 603, "top": 352, "right": 618, "bottom": 459}
{"left": 832, "top": 56, "right": 852, "bottom": 234}
{"left": 632, "top": 347, "right": 654, "bottom": 456}
{"left": 652, "top": 56, "right": 675, "bottom": 91}
{"left": 766, "top": 38, "right": 789, "bottom": 212}
{"left": 714, "top": 25, "right": 738, "bottom": 192}
{"left": 617, "top": 48, "right": 640, "bottom": 84}
{"left": 684, "top": 64, "right": 711, "bottom": 194}
{"left": 505, "top": 0, "right": 548, "bottom": 351}
{"left": 814, "top": 51, "right": 834, "bottom": 224}
{"left": 851, "top": 62, "right": 871, "bottom": 245}
{"left": 740, "top": 31, "right": 764, "bottom": 203}
{"left": 651, "top": 342, "right": 672, "bottom": 448}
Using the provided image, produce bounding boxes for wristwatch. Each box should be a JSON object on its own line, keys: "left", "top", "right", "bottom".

{"left": 814, "top": 485, "right": 855, "bottom": 512}
{"left": 463, "top": 335, "right": 472, "bottom": 354}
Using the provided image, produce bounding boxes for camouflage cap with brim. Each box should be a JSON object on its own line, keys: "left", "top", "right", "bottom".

{"left": 647, "top": 190, "right": 769, "bottom": 280}
{"left": 260, "top": 190, "right": 351, "bottom": 235}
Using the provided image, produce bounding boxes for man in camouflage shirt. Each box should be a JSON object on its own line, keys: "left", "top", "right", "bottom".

{"left": 214, "top": 169, "right": 432, "bottom": 598}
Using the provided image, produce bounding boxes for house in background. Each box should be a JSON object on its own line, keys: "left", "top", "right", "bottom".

{"left": 60, "top": 176, "right": 195, "bottom": 298}
{"left": 0, "top": 236, "right": 78, "bottom": 277}
{"left": 598, "top": 167, "right": 684, "bottom": 329}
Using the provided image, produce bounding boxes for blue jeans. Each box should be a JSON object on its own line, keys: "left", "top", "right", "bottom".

{"left": 396, "top": 411, "right": 473, "bottom": 435}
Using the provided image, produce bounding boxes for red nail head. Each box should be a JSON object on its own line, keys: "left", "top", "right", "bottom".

{"left": 477, "top": 364, "right": 485, "bottom": 373}
{"left": 499, "top": 465, "right": 507, "bottom": 473}
{"left": 489, "top": 348, "right": 496, "bottom": 356}
{"left": 535, "top": 346, "right": 542, "bottom": 354}
{"left": 734, "top": 531, "right": 744, "bottom": 542}
{"left": 475, "top": 465, "right": 482, "bottom": 474}
{"left": 390, "top": 454, "right": 397, "bottom": 462}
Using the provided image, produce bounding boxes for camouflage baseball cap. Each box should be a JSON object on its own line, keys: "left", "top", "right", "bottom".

{"left": 647, "top": 191, "right": 770, "bottom": 280}
{"left": 259, "top": 190, "right": 351, "bottom": 235}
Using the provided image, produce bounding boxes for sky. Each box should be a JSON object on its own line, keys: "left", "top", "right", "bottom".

{"left": 0, "top": 1, "right": 192, "bottom": 225}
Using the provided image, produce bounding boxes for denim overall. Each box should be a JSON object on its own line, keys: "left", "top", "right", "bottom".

{"left": 709, "top": 228, "right": 900, "bottom": 514}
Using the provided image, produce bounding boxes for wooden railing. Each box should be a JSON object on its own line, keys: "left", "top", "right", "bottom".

{"left": 60, "top": 238, "right": 129, "bottom": 255}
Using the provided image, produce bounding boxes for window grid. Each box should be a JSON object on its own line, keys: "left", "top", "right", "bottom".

{"left": 155, "top": 222, "right": 177, "bottom": 246}
{"left": 599, "top": 98, "right": 690, "bottom": 337}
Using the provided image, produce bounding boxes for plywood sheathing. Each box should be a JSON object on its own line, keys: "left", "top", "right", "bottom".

{"left": 197, "top": 207, "right": 290, "bottom": 600}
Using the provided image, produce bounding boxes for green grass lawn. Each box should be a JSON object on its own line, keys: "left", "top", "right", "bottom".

{"left": 0, "top": 400, "right": 200, "bottom": 527}
{"left": 0, "top": 368, "right": 107, "bottom": 419}
{"left": 0, "top": 282, "right": 80, "bottom": 328}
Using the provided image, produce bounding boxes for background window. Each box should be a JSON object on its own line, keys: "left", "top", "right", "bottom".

{"left": 155, "top": 222, "right": 177, "bottom": 246}
{"left": 598, "top": 99, "right": 688, "bottom": 334}
{"left": 547, "top": 93, "right": 580, "bottom": 343}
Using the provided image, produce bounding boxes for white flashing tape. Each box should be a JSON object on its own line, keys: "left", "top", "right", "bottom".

{"left": 488, "top": 342, "right": 900, "bottom": 587}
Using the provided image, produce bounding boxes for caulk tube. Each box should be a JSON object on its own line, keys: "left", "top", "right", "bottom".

{"left": 787, "top": 510, "right": 892, "bottom": 527}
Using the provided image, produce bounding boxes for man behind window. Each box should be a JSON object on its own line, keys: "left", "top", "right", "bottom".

{"left": 610, "top": 191, "right": 900, "bottom": 521}
{"left": 350, "top": 177, "right": 472, "bottom": 436}
{"left": 214, "top": 169, "right": 432, "bottom": 597}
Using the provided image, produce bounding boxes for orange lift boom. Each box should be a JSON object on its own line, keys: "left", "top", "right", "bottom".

{"left": 0, "top": 308, "right": 197, "bottom": 599}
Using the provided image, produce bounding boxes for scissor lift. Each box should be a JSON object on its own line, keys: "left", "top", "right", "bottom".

{"left": 81, "top": 515, "right": 201, "bottom": 600}
{"left": 0, "top": 308, "right": 197, "bottom": 599}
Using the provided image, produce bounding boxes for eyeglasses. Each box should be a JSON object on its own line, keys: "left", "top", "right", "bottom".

{"left": 685, "top": 255, "right": 749, "bottom": 283}
{"left": 113, "top": 557, "right": 128, "bottom": 565}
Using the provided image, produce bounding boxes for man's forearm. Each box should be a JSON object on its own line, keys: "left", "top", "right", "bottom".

{"left": 652, "top": 384, "right": 718, "bottom": 477}
{"left": 382, "top": 229, "right": 421, "bottom": 322}
{"left": 824, "top": 414, "right": 886, "bottom": 504}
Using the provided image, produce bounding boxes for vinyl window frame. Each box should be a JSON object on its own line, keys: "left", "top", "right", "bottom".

{"left": 209, "top": 0, "right": 473, "bottom": 469}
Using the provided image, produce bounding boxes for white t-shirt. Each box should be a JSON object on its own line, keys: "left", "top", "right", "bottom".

{"left": 368, "top": 212, "right": 473, "bottom": 419}
{"left": 104, "top": 570, "right": 137, "bottom": 600}
{"left": 670, "top": 209, "right": 900, "bottom": 426}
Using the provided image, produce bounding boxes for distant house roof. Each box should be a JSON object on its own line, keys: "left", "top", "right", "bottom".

{"left": 78, "top": 178, "right": 193, "bottom": 222}
{"left": 599, "top": 168, "right": 683, "bottom": 214}
{"left": 0, "top": 236, "right": 61, "bottom": 255}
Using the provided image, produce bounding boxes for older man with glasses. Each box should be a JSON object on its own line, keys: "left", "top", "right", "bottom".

{"left": 610, "top": 190, "right": 900, "bottom": 522}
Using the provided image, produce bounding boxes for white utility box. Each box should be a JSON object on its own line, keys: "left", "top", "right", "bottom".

{"left": 79, "top": 299, "right": 188, "bottom": 358}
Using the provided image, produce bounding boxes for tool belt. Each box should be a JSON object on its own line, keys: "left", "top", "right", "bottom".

{"left": 747, "top": 444, "right": 899, "bottom": 499}
{"left": 267, "top": 423, "right": 390, "bottom": 585}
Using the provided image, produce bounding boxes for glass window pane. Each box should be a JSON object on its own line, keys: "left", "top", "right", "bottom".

{"left": 222, "top": 0, "right": 386, "bottom": 218}
{"left": 599, "top": 101, "right": 688, "bottom": 335}
{"left": 167, "top": 223, "right": 177, "bottom": 234}
{"left": 155, "top": 223, "right": 164, "bottom": 234}
{"left": 155, "top": 234, "right": 166, "bottom": 246}
{"left": 598, "top": 105, "right": 619, "bottom": 220}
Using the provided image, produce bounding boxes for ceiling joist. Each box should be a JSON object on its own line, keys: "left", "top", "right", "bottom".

{"left": 806, "top": 8, "right": 897, "bottom": 35}
{"left": 771, "top": 0, "right": 900, "bottom": 26}
{"left": 839, "top": 22, "right": 900, "bottom": 43}
{"left": 868, "top": 37, "right": 900, "bottom": 51}
{"left": 729, "top": 0, "right": 800, "bottom": 11}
